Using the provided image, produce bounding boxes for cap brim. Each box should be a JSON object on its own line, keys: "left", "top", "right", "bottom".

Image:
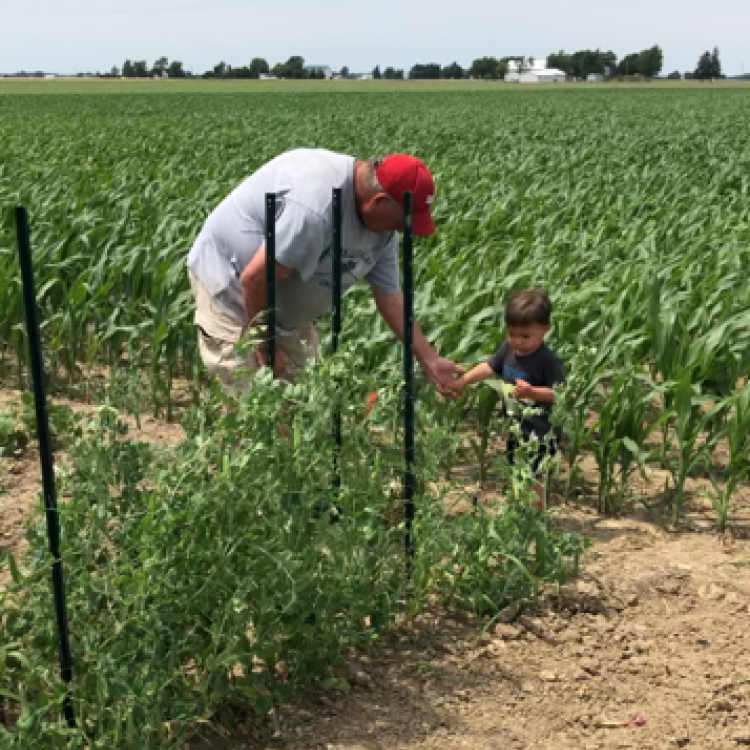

{"left": 412, "top": 209, "right": 436, "bottom": 237}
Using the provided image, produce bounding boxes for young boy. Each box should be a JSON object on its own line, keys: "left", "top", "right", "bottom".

{"left": 455, "top": 288, "right": 565, "bottom": 509}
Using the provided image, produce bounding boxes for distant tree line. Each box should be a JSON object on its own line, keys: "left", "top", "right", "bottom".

{"left": 203, "top": 58, "right": 271, "bottom": 79}
{"left": 121, "top": 58, "right": 187, "bottom": 78}
{"left": 111, "top": 47, "right": 725, "bottom": 82}
{"left": 546, "top": 46, "right": 662, "bottom": 78}
{"left": 547, "top": 49, "right": 616, "bottom": 77}
{"left": 117, "top": 56, "right": 270, "bottom": 79}
{"left": 405, "top": 47, "right": 663, "bottom": 80}
{"left": 657, "top": 48, "right": 723, "bottom": 81}
{"left": 382, "top": 67, "right": 404, "bottom": 79}
{"left": 403, "top": 45, "right": 723, "bottom": 81}
{"left": 403, "top": 57, "right": 534, "bottom": 80}
{"left": 206, "top": 57, "right": 328, "bottom": 79}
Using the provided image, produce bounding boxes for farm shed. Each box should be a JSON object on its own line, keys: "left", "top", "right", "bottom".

{"left": 505, "top": 59, "right": 566, "bottom": 84}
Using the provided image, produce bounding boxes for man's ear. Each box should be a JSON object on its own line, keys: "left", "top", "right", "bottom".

{"left": 373, "top": 192, "right": 393, "bottom": 207}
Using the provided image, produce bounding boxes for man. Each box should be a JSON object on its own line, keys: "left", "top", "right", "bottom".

{"left": 187, "top": 148, "right": 463, "bottom": 395}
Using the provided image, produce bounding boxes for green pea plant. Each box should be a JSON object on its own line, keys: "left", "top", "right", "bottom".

{"left": 0, "top": 348, "right": 584, "bottom": 750}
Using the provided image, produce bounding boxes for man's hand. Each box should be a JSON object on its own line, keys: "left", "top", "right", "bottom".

{"left": 371, "top": 290, "right": 466, "bottom": 398}
{"left": 513, "top": 379, "right": 535, "bottom": 400}
{"left": 421, "top": 355, "right": 465, "bottom": 398}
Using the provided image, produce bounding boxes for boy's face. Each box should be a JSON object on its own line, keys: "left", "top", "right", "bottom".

{"left": 507, "top": 324, "right": 549, "bottom": 357}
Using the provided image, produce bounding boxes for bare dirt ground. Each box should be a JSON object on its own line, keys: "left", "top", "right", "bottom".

{"left": 253, "top": 515, "right": 750, "bottom": 750}
{"left": 2, "top": 387, "right": 749, "bottom": 750}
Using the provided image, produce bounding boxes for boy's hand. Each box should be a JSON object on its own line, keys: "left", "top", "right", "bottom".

{"left": 452, "top": 376, "right": 467, "bottom": 393}
{"left": 513, "top": 379, "right": 535, "bottom": 400}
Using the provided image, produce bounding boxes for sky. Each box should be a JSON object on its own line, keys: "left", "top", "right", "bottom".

{"left": 0, "top": 0, "right": 748, "bottom": 76}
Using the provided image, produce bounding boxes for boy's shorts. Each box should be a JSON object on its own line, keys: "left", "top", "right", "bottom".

{"left": 507, "top": 431, "right": 557, "bottom": 477}
{"left": 188, "top": 270, "right": 318, "bottom": 396}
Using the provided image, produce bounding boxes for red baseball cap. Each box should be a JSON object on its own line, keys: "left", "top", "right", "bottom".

{"left": 375, "top": 154, "right": 436, "bottom": 237}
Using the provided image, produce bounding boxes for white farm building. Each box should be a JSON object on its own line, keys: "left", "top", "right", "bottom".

{"left": 505, "top": 59, "right": 565, "bottom": 84}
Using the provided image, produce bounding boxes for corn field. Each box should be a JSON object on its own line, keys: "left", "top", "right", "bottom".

{"left": 1, "top": 84, "right": 749, "bottom": 748}
{"left": 2, "top": 85, "right": 749, "bottom": 519}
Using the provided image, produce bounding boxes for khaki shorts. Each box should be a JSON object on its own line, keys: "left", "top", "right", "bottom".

{"left": 188, "top": 270, "right": 318, "bottom": 396}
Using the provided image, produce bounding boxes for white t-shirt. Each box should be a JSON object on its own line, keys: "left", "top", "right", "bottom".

{"left": 187, "top": 148, "right": 400, "bottom": 332}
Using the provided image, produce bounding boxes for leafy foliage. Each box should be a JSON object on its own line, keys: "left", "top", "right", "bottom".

{"left": 546, "top": 48, "right": 617, "bottom": 78}
{"left": 614, "top": 45, "right": 663, "bottom": 77}
{"left": 0, "top": 397, "right": 78, "bottom": 457}
{"left": 0, "top": 410, "right": 29, "bottom": 456}
{"left": 0, "top": 353, "right": 583, "bottom": 748}
{"left": 694, "top": 48, "right": 722, "bottom": 81}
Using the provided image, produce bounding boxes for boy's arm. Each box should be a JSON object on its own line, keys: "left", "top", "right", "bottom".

{"left": 456, "top": 341, "right": 507, "bottom": 389}
{"left": 456, "top": 362, "right": 495, "bottom": 388}
{"left": 515, "top": 350, "right": 564, "bottom": 402}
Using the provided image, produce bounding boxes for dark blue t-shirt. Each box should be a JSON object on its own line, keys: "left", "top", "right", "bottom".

{"left": 487, "top": 342, "right": 565, "bottom": 438}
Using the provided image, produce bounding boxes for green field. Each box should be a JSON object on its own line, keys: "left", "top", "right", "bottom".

{"left": 2, "top": 77, "right": 750, "bottom": 95}
{"left": 2, "top": 83, "right": 749, "bottom": 405}
{"left": 1, "top": 83, "right": 749, "bottom": 748}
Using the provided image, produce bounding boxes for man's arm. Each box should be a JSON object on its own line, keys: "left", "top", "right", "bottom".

{"left": 372, "top": 288, "right": 464, "bottom": 396}
{"left": 240, "top": 245, "right": 294, "bottom": 327}
{"left": 239, "top": 246, "right": 294, "bottom": 375}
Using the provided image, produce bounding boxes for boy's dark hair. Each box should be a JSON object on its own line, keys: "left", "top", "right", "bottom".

{"left": 505, "top": 288, "right": 552, "bottom": 327}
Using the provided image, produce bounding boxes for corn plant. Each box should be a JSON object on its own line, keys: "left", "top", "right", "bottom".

{"left": 700, "top": 383, "right": 750, "bottom": 532}
{"left": 551, "top": 345, "right": 606, "bottom": 500}
{"left": 590, "top": 371, "right": 659, "bottom": 515}
{"left": 666, "top": 373, "right": 727, "bottom": 523}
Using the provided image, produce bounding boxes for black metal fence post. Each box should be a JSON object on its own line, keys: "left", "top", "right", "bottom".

{"left": 14, "top": 206, "right": 77, "bottom": 729}
{"left": 402, "top": 193, "right": 416, "bottom": 567}
{"left": 331, "top": 188, "right": 343, "bottom": 491}
{"left": 265, "top": 193, "right": 276, "bottom": 373}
